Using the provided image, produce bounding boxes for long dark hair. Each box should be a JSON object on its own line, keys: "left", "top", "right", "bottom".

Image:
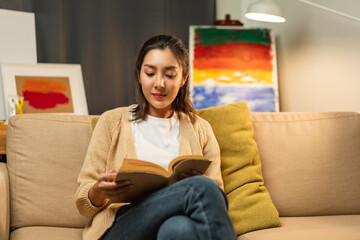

{"left": 132, "top": 34, "right": 196, "bottom": 122}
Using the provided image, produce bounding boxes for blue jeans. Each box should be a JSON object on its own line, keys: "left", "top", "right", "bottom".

{"left": 101, "top": 176, "right": 237, "bottom": 240}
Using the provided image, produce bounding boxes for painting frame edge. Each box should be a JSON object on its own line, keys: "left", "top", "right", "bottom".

{"left": 0, "top": 63, "right": 88, "bottom": 120}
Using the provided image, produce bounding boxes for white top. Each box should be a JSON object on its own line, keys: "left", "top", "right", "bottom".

{"left": 131, "top": 112, "right": 180, "bottom": 169}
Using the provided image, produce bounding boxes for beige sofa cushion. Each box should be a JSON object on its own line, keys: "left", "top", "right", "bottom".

{"left": 250, "top": 112, "right": 360, "bottom": 216}
{"left": 11, "top": 226, "right": 83, "bottom": 240}
{"left": 6, "top": 114, "right": 95, "bottom": 230}
{"left": 239, "top": 215, "right": 360, "bottom": 240}
{"left": 0, "top": 162, "right": 10, "bottom": 240}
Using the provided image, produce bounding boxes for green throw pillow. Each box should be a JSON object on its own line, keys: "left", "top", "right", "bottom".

{"left": 196, "top": 101, "right": 281, "bottom": 235}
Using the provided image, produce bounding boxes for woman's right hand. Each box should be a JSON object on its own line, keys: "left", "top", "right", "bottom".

{"left": 88, "top": 169, "right": 133, "bottom": 207}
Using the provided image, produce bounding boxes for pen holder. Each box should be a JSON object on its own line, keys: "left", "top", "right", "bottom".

{"left": 8, "top": 95, "right": 24, "bottom": 120}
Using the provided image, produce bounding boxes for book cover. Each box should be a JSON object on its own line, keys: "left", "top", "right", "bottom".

{"left": 111, "top": 155, "right": 211, "bottom": 203}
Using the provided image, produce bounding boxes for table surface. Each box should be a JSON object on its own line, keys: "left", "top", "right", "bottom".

{"left": 0, "top": 124, "right": 7, "bottom": 155}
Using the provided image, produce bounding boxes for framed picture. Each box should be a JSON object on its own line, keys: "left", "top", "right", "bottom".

{"left": 189, "top": 26, "right": 279, "bottom": 112}
{"left": 0, "top": 63, "right": 88, "bottom": 120}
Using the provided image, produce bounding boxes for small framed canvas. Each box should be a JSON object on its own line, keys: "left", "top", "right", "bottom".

{"left": 0, "top": 63, "right": 88, "bottom": 120}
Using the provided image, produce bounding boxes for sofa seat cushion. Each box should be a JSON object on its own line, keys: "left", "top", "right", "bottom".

{"left": 11, "top": 226, "right": 83, "bottom": 240}
{"left": 238, "top": 215, "right": 360, "bottom": 240}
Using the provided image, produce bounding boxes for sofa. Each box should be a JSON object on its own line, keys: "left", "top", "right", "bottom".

{"left": 0, "top": 110, "right": 359, "bottom": 240}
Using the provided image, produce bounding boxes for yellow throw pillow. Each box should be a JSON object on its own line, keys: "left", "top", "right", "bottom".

{"left": 196, "top": 101, "right": 281, "bottom": 235}
{"left": 91, "top": 117, "right": 99, "bottom": 131}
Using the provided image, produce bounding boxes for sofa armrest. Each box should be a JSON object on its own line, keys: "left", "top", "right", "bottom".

{"left": 0, "top": 162, "right": 10, "bottom": 240}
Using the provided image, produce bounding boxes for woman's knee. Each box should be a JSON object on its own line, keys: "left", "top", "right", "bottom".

{"left": 185, "top": 176, "right": 227, "bottom": 203}
{"left": 185, "top": 176, "right": 218, "bottom": 189}
{"left": 157, "top": 215, "right": 198, "bottom": 240}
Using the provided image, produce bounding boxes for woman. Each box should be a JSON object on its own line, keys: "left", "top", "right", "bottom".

{"left": 76, "top": 34, "right": 237, "bottom": 240}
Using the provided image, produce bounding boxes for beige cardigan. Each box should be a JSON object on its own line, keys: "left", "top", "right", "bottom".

{"left": 75, "top": 106, "right": 224, "bottom": 240}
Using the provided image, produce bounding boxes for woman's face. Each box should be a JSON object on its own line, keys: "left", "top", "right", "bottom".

{"left": 139, "top": 48, "right": 183, "bottom": 118}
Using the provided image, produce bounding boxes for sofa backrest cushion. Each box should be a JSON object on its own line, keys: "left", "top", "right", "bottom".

{"left": 7, "top": 114, "right": 96, "bottom": 230}
{"left": 250, "top": 112, "right": 360, "bottom": 217}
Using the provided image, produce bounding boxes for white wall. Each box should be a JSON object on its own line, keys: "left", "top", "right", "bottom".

{"left": 216, "top": 0, "right": 242, "bottom": 21}
{"left": 216, "top": 0, "right": 360, "bottom": 112}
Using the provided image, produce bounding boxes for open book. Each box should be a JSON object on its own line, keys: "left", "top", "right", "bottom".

{"left": 111, "top": 155, "right": 211, "bottom": 203}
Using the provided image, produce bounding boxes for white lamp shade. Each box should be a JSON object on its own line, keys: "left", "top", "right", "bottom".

{"left": 245, "top": 0, "right": 286, "bottom": 23}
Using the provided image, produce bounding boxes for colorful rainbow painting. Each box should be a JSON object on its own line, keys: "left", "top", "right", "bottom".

{"left": 189, "top": 26, "right": 279, "bottom": 112}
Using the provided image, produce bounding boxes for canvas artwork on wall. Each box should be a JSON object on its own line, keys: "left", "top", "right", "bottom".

{"left": 0, "top": 9, "right": 37, "bottom": 120}
{"left": 189, "top": 26, "right": 279, "bottom": 112}
{"left": 0, "top": 63, "right": 88, "bottom": 120}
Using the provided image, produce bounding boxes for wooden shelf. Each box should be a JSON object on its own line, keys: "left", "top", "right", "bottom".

{"left": 0, "top": 124, "right": 7, "bottom": 155}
